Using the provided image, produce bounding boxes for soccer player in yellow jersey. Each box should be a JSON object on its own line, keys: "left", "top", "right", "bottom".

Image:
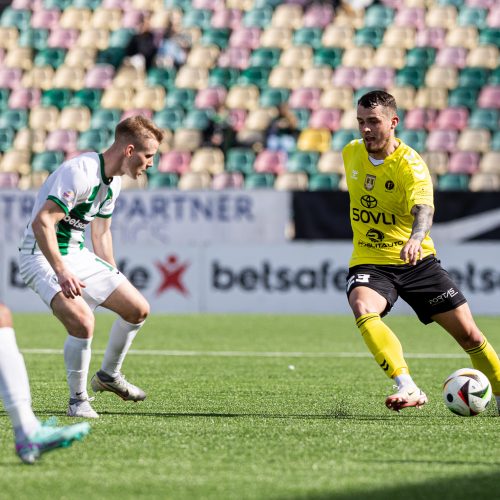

{"left": 343, "top": 90, "right": 500, "bottom": 412}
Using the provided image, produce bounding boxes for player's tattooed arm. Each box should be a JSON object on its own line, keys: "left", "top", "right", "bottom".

{"left": 409, "top": 204, "right": 434, "bottom": 243}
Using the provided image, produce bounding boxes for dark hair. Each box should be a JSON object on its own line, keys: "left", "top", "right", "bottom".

{"left": 115, "top": 115, "right": 164, "bottom": 145}
{"left": 357, "top": 90, "right": 397, "bottom": 113}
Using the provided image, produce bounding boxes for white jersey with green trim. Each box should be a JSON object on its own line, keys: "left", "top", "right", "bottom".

{"left": 20, "top": 152, "right": 121, "bottom": 256}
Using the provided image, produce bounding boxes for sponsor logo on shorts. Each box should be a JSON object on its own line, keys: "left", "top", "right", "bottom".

{"left": 428, "top": 288, "right": 459, "bottom": 306}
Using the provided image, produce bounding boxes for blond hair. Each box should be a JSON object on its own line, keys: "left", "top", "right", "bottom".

{"left": 115, "top": 115, "right": 164, "bottom": 147}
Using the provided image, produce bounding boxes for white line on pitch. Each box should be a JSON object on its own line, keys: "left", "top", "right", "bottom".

{"left": 21, "top": 349, "right": 468, "bottom": 359}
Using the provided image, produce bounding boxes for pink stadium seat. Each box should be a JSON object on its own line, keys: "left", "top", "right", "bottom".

{"left": 228, "top": 109, "right": 247, "bottom": 132}
{"left": 0, "top": 172, "right": 19, "bottom": 188}
{"left": 487, "top": 6, "right": 500, "bottom": 28}
{"left": 31, "top": 9, "right": 60, "bottom": 30}
{"left": 194, "top": 87, "right": 227, "bottom": 109}
{"left": 211, "top": 9, "right": 242, "bottom": 29}
{"left": 363, "top": 67, "right": 395, "bottom": 88}
{"left": 45, "top": 129, "right": 78, "bottom": 153}
{"left": 288, "top": 87, "right": 321, "bottom": 111}
{"left": 426, "top": 129, "right": 458, "bottom": 152}
{"left": 218, "top": 47, "right": 250, "bottom": 69}
{"left": 478, "top": 87, "right": 500, "bottom": 109}
{"left": 229, "top": 28, "right": 261, "bottom": 50}
{"left": 102, "top": 0, "right": 130, "bottom": 8}
{"left": 121, "top": 108, "right": 153, "bottom": 120}
{"left": 254, "top": 150, "right": 287, "bottom": 174}
{"left": 193, "top": 0, "right": 224, "bottom": 9}
{"left": 332, "top": 67, "right": 365, "bottom": 90}
{"left": 308, "top": 108, "right": 342, "bottom": 131}
{"left": 466, "top": 0, "right": 495, "bottom": 7}
{"left": 415, "top": 27, "right": 446, "bottom": 49}
{"left": 435, "top": 47, "right": 468, "bottom": 69}
{"left": 0, "top": 68, "right": 22, "bottom": 89}
{"left": 303, "top": 4, "right": 334, "bottom": 28}
{"left": 435, "top": 107, "right": 469, "bottom": 131}
{"left": 158, "top": 150, "right": 192, "bottom": 174}
{"left": 448, "top": 151, "right": 480, "bottom": 174}
{"left": 406, "top": 109, "right": 440, "bottom": 131}
{"left": 12, "top": 0, "right": 33, "bottom": 8}
{"left": 47, "top": 28, "right": 79, "bottom": 49}
{"left": 211, "top": 172, "right": 244, "bottom": 189}
{"left": 122, "top": 10, "right": 145, "bottom": 29}
{"left": 8, "top": 88, "right": 41, "bottom": 109}
{"left": 395, "top": 8, "right": 426, "bottom": 30}
{"left": 84, "top": 64, "right": 115, "bottom": 89}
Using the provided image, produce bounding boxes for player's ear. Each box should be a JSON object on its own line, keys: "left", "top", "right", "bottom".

{"left": 390, "top": 115, "right": 399, "bottom": 130}
{"left": 124, "top": 144, "right": 135, "bottom": 157}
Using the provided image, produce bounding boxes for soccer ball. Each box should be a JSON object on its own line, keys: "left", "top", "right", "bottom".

{"left": 443, "top": 368, "right": 492, "bottom": 416}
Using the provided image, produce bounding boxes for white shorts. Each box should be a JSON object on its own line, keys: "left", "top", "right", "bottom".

{"left": 19, "top": 247, "right": 128, "bottom": 310}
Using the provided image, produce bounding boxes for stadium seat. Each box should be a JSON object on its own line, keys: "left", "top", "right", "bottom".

{"left": 469, "top": 108, "right": 499, "bottom": 131}
{"left": 59, "top": 106, "right": 91, "bottom": 131}
{"left": 254, "top": 149, "right": 287, "bottom": 174}
{"left": 425, "top": 66, "right": 458, "bottom": 89}
{"left": 0, "top": 26, "right": 19, "bottom": 50}
{"left": 52, "top": 66, "right": 85, "bottom": 90}
{"left": 66, "top": 47, "right": 98, "bottom": 70}
{"left": 245, "top": 107, "right": 277, "bottom": 131}
{"left": 243, "top": 7, "right": 272, "bottom": 29}
{"left": 308, "top": 173, "right": 340, "bottom": 191}
{"left": 313, "top": 47, "right": 343, "bottom": 68}
{"left": 77, "top": 129, "right": 112, "bottom": 151}
{"left": 303, "top": 3, "right": 334, "bottom": 29}
{"left": 302, "top": 66, "right": 333, "bottom": 90}
{"left": 157, "top": 150, "right": 191, "bottom": 174}
{"left": 18, "top": 28, "right": 48, "bottom": 51}
{"left": 354, "top": 27, "right": 385, "bottom": 48}
{"left": 458, "top": 7, "right": 488, "bottom": 29}
{"left": 8, "top": 88, "right": 41, "bottom": 109}
{"left": 31, "top": 150, "right": 65, "bottom": 173}
{"left": 478, "top": 86, "right": 500, "bottom": 108}
{"left": 211, "top": 171, "right": 245, "bottom": 189}
{"left": 448, "top": 151, "right": 480, "bottom": 174}
{"left": 101, "top": 87, "right": 134, "bottom": 110}
{"left": 272, "top": 4, "right": 303, "bottom": 30}
{"left": 191, "top": 147, "right": 225, "bottom": 175}
{"left": 249, "top": 47, "right": 281, "bottom": 69}
{"left": 469, "top": 173, "right": 500, "bottom": 192}
{"left": 48, "top": 27, "right": 79, "bottom": 50}
{"left": 147, "top": 172, "right": 179, "bottom": 188}
{"left": 244, "top": 172, "right": 275, "bottom": 188}
{"left": 225, "top": 147, "right": 255, "bottom": 174}
{"left": 404, "top": 108, "right": 438, "bottom": 130}
{"left": 397, "top": 129, "right": 427, "bottom": 152}
{"left": 166, "top": 88, "right": 196, "bottom": 110}
{"left": 71, "top": 88, "right": 103, "bottom": 110}
{"left": 201, "top": 28, "right": 230, "bottom": 49}
{"left": 426, "top": 5, "right": 457, "bottom": 30}
{"left": 342, "top": 47, "right": 374, "bottom": 69}
{"left": 178, "top": 171, "right": 211, "bottom": 190}
{"left": 274, "top": 172, "right": 308, "bottom": 191}
{"left": 365, "top": 4, "right": 394, "bottom": 28}
{"left": 0, "top": 109, "right": 28, "bottom": 131}
{"left": 437, "top": 173, "right": 469, "bottom": 191}
{"left": 286, "top": 151, "right": 319, "bottom": 174}
{"left": 0, "top": 127, "right": 15, "bottom": 152}
{"left": 445, "top": 25, "right": 478, "bottom": 49}
{"left": 260, "top": 27, "right": 293, "bottom": 50}
{"left": 259, "top": 88, "right": 290, "bottom": 108}
{"left": 268, "top": 66, "right": 302, "bottom": 90}
{"left": 414, "top": 27, "right": 446, "bottom": 49}
{"left": 90, "top": 108, "right": 122, "bottom": 132}
{"left": 238, "top": 66, "right": 271, "bottom": 88}
{"left": 448, "top": 86, "right": 478, "bottom": 109}
{"left": 457, "top": 128, "right": 491, "bottom": 153}
{"left": 297, "top": 128, "right": 331, "bottom": 153}
{"left": 173, "top": 128, "right": 202, "bottom": 152}
{"left": 383, "top": 26, "right": 415, "bottom": 49}
{"left": 458, "top": 67, "right": 489, "bottom": 89}
{"left": 415, "top": 87, "right": 448, "bottom": 109}
{"left": 280, "top": 46, "right": 313, "bottom": 70}
{"left": 154, "top": 107, "right": 185, "bottom": 131}
{"left": 426, "top": 129, "right": 458, "bottom": 152}
{"left": 309, "top": 108, "right": 341, "bottom": 132}
{"left": 435, "top": 107, "right": 469, "bottom": 130}
{"left": 479, "top": 152, "right": 500, "bottom": 174}
{"left": 467, "top": 46, "right": 499, "bottom": 69}
{"left": 395, "top": 7, "right": 426, "bottom": 30}
{"left": 0, "top": 172, "right": 19, "bottom": 188}
{"left": 421, "top": 151, "right": 449, "bottom": 176}
{"left": 187, "top": 44, "right": 220, "bottom": 69}
{"left": 322, "top": 25, "right": 355, "bottom": 49}
{"left": 0, "top": 150, "right": 31, "bottom": 175}
{"left": 1, "top": 8, "right": 32, "bottom": 30}
{"left": 435, "top": 47, "right": 468, "bottom": 68}
{"left": 29, "top": 105, "right": 60, "bottom": 132}
{"left": 373, "top": 47, "right": 406, "bottom": 69}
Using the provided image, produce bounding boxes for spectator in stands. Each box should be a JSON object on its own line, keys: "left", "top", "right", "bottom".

{"left": 0, "top": 302, "right": 90, "bottom": 464}
{"left": 156, "top": 18, "right": 191, "bottom": 70}
{"left": 203, "top": 104, "right": 236, "bottom": 154}
{"left": 265, "top": 103, "right": 298, "bottom": 153}
{"left": 344, "top": 89, "right": 500, "bottom": 414}
{"left": 125, "top": 14, "right": 160, "bottom": 71}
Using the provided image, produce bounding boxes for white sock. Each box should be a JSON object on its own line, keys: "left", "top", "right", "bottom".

{"left": 101, "top": 317, "right": 144, "bottom": 377}
{"left": 0, "top": 327, "right": 40, "bottom": 441}
{"left": 394, "top": 374, "right": 417, "bottom": 390}
{"left": 63, "top": 335, "right": 92, "bottom": 400}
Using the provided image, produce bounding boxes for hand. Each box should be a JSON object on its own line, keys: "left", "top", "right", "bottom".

{"left": 400, "top": 239, "right": 423, "bottom": 265}
{"left": 56, "top": 269, "right": 86, "bottom": 299}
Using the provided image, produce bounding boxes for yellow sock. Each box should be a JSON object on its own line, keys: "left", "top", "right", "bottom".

{"left": 466, "top": 338, "right": 500, "bottom": 396}
{"left": 356, "top": 313, "right": 409, "bottom": 379}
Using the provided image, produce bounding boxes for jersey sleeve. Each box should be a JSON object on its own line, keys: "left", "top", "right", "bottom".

{"left": 97, "top": 178, "right": 121, "bottom": 218}
{"left": 400, "top": 150, "right": 434, "bottom": 212}
{"left": 46, "top": 164, "right": 90, "bottom": 214}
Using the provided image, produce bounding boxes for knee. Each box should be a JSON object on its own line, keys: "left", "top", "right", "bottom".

{"left": 0, "top": 304, "right": 13, "bottom": 328}
{"left": 67, "top": 312, "right": 95, "bottom": 339}
{"left": 122, "top": 299, "right": 150, "bottom": 324}
{"left": 350, "top": 298, "right": 374, "bottom": 318}
{"left": 461, "top": 327, "right": 485, "bottom": 350}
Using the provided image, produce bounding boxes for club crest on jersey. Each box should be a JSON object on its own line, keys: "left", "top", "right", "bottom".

{"left": 364, "top": 174, "right": 376, "bottom": 191}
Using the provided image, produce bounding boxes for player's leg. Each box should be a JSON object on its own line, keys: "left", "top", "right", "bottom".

{"left": 51, "top": 293, "right": 98, "bottom": 418}
{"left": 432, "top": 303, "right": 500, "bottom": 412}
{"left": 91, "top": 280, "right": 149, "bottom": 401}
{"left": 0, "top": 303, "right": 90, "bottom": 463}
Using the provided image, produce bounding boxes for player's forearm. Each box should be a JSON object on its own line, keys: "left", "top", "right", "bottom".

{"left": 32, "top": 217, "right": 67, "bottom": 274}
{"left": 409, "top": 204, "right": 434, "bottom": 243}
{"left": 92, "top": 231, "right": 116, "bottom": 267}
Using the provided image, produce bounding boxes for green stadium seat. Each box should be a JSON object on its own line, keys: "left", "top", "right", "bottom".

{"left": 469, "top": 108, "right": 498, "bottom": 131}
{"left": 0, "top": 127, "right": 14, "bottom": 152}
{"left": 18, "top": 28, "right": 49, "bottom": 50}
{"left": 406, "top": 47, "right": 436, "bottom": 67}
{"left": 243, "top": 7, "right": 273, "bottom": 28}
{"left": 96, "top": 48, "right": 125, "bottom": 68}
{"left": 448, "top": 86, "right": 478, "bottom": 109}
{"left": 183, "top": 108, "right": 214, "bottom": 130}
{"left": 491, "top": 131, "right": 500, "bottom": 152}
{"left": 355, "top": 27, "right": 385, "bottom": 48}
{"left": 71, "top": 88, "right": 103, "bottom": 110}
{"left": 245, "top": 173, "right": 275, "bottom": 188}
{"left": 34, "top": 48, "right": 67, "bottom": 69}
{"left": 163, "top": 0, "right": 191, "bottom": 9}
{"left": 437, "top": 173, "right": 470, "bottom": 191}
{"left": 353, "top": 88, "right": 378, "bottom": 106}
{"left": 153, "top": 107, "right": 185, "bottom": 131}
{"left": 364, "top": 5, "right": 394, "bottom": 28}
{"left": 309, "top": 173, "right": 340, "bottom": 191}
{"left": 43, "top": 0, "right": 73, "bottom": 9}
{"left": 183, "top": 9, "right": 212, "bottom": 30}
{"left": 332, "top": 129, "right": 360, "bottom": 151}
{"left": 147, "top": 67, "right": 177, "bottom": 89}
{"left": 395, "top": 67, "right": 426, "bottom": 88}
{"left": 225, "top": 148, "right": 256, "bottom": 175}
{"left": 291, "top": 109, "right": 311, "bottom": 130}
{"left": 458, "top": 67, "right": 489, "bottom": 89}
{"left": 147, "top": 172, "right": 179, "bottom": 188}
{"left": 32, "top": 151, "right": 65, "bottom": 173}
{"left": 42, "top": 88, "right": 73, "bottom": 110}
{"left": 90, "top": 108, "right": 121, "bottom": 131}
{"left": 166, "top": 88, "right": 196, "bottom": 110}
{"left": 479, "top": 28, "right": 500, "bottom": 47}
{"left": 201, "top": 28, "right": 230, "bottom": 49}
{"left": 73, "top": 0, "right": 101, "bottom": 8}
{"left": 397, "top": 129, "right": 427, "bottom": 152}
{"left": 1, "top": 8, "right": 31, "bottom": 30}
{"left": 313, "top": 47, "right": 342, "bottom": 68}
{"left": 293, "top": 28, "right": 323, "bottom": 49}
{"left": 287, "top": 151, "right": 319, "bottom": 174}
{"left": 458, "top": 7, "right": 487, "bottom": 29}
{"left": 253, "top": 0, "right": 282, "bottom": 7}
{"left": 259, "top": 88, "right": 290, "bottom": 108}
{"left": 489, "top": 67, "right": 500, "bottom": 85}
{"left": 108, "top": 28, "right": 134, "bottom": 49}
{"left": 77, "top": 128, "right": 111, "bottom": 151}
{"left": 249, "top": 48, "right": 281, "bottom": 68}
{"left": 0, "top": 109, "right": 28, "bottom": 131}
{"left": 0, "top": 89, "right": 9, "bottom": 111}
{"left": 437, "top": 0, "right": 464, "bottom": 7}
{"left": 208, "top": 67, "right": 240, "bottom": 88}
{"left": 238, "top": 67, "right": 270, "bottom": 88}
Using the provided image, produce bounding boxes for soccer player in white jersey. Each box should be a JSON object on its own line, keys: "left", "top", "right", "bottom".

{"left": 19, "top": 116, "right": 164, "bottom": 418}
{"left": 343, "top": 90, "right": 500, "bottom": 412}
{"left": 0, "top": 302, "right": 89, "bottom": 463}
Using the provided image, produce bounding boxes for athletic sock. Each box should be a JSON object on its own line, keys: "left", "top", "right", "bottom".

{"left": 0, "top": 327, "right": 40, "bottom": 441}
{"left": 64, "top": 335, "right": 92, "bottom": 400}
{"left": 466, "top": 337, "right": 500, "bottom": 396}
{"left": 356, "top": 313, "right": 409, "bottom": 379}
{"left": 100, "top": 317, "right": 144, "bottom": 377}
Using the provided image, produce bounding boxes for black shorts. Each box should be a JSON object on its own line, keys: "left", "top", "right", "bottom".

{"left": 346, "top": 256, "right": 467, "bottom": 325}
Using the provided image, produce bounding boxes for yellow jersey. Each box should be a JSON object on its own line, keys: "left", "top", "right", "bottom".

{"left": 342, "top": 138, "right": 436, "bottom": 267}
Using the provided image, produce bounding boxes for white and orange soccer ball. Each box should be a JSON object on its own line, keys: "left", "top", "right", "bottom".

{"left": 443, "top": 368, "right": 492, "bottom": 416}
